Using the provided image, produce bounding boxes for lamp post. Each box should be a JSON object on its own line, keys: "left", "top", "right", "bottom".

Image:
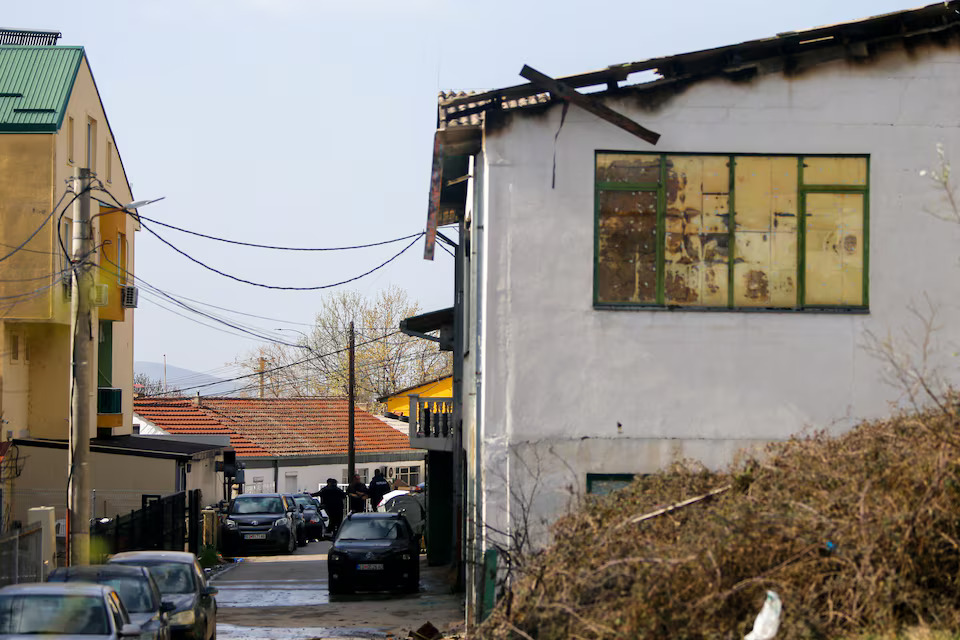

{"left": 68, "top": 173, "right": 162, "bottom": 566}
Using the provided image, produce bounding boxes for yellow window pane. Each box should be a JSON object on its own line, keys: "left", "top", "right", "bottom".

{"left": 733, "top": 263, "right": 772, "bottom": 307}
{"left": 803, "top": 156, "right": 867, "bottom": 186}
{"left": 665, "top": 264, "right": 699, "bottom": 305}
{"left": 701, "top": 156, "right": 730, "bottom": 194}
{"left": 805, "top": 269, "right": 843, "bottom": 306}
{"left": 666, "top": 156, "right": 704, "bottom": 235}
{"left": 735, "top": 231, "right": 770, "bottom": 267}
{"left": 597, "top": 190, "right": 658, "bottom": 303}
{"left": 701, "top": 263, "right": 729, "bottom": 306}
{"left": 597, "top": 153, "right": 660, "bottom": 184}
{"left": 769, "top": 157, "right": 798, "bottom": 194}
{"left": 769, "top": 270, "right": 797, "bottom": 307}
{"left": 702, "top": 195, "right": 729, "bottom": 232}
{"left": 735, "top": 157, "right": 773, "bottom": 231}
{"left": 841, "top": 267, "right": 863, "bottom": 306}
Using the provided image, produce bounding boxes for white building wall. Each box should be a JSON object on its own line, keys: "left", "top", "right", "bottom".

{"left": 475, "top": 43, "right": 960, "bottom": 541}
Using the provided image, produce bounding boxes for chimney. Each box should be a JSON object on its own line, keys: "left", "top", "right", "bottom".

{"left": 193, "top": 392, "right": 201, "bottom": 408}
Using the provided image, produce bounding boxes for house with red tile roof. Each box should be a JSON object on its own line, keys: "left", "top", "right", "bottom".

{"left": 133, "top": 396, "right": 425, "bottom": 495}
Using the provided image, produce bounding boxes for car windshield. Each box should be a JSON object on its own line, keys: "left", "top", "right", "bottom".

{"left": 0, "top": 594, "right": 109, "bottom": 635}
{"left": 338, "top": 519, "right": 403, "bottom": 541}
{"left": 138, "top": 562, "right": 195, "bottom": 595}
{"left": 231, "top": 496, "right": 283, "bottom": 514}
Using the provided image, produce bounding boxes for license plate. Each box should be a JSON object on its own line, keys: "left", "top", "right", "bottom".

{"left": 244, "top": 533, "right": 267, "bottom": 540}
{"left": 357, "top": 563, "right": 383, "bottom": 570}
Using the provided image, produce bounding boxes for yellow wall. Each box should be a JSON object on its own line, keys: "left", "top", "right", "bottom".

{"left": 11, "top": 444, "right": 176, "bottom": 525}
{"left": 385, "top": 376, "right": 453, "bottom": 416}
{"left": 0, "top": 55, "right": 138, "bottom": 440}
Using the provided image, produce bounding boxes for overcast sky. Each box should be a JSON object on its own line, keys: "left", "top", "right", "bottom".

{"left": 6, "top": 0, "right": 916, "bottom": 381}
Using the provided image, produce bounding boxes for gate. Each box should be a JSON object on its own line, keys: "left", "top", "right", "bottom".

{"left": 0, "top": 524, "right": 43, "bottom": 587}
{"left": 91, "top": 489, "right": 201, "bottom": 563}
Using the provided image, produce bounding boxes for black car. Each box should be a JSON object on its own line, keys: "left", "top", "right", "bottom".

{"left": 222, "top": 493, "right": 297, "bottom": 555}
{"left": 293, "top": 494, "right": 325, "bottom": 541}
{"left": 282, "top": 493, "right": 308, "bottom": 547}
{"left": 47, "top": 564, "right": 173, "bottom": 640}
{"left": 107, "top": 551, "right": 217, "bottom": 640}
{"left": 327, "top": 512, "right": 420, "bottom": 595}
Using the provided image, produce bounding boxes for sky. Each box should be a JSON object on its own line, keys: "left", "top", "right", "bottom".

{"left": 5, "top": 0, "right": 917, "bottom": 382}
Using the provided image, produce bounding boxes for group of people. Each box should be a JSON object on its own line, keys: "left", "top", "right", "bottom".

{"left": 312, "top": 469, "right": 392, "bottom": 536}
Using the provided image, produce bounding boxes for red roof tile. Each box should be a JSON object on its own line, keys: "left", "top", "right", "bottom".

{"left": 133, "top": 397, "right": 413, "bottom": 458}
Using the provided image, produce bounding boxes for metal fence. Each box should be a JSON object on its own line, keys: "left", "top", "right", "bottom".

{"left": 0, "top": 525, "right": 43, "bottom": 587}
{"left": 91, "top": 490, "right": 201, "bottom": 563}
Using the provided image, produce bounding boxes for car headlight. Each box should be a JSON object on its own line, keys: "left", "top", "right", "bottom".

{"left": 273, "top": 517, "right": 288, "bottom": 527}
{"left": 224, "top": 519, "right": 237, "bottom": 529}
{"left": 168, "top": 609, "right": 196, "bottom": 626}
{"left": 401, "top": 553, "right": 412, "bottom": 561}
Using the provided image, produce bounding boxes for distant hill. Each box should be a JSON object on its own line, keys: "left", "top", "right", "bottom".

{"left": 134, "top": 361, "right": 244, "bottom": 396}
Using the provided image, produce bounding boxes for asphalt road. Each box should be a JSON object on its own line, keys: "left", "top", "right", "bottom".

{"left": 212, "top": 540, "right": 464, "bottom": 639}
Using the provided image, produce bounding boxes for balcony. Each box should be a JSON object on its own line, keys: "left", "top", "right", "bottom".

{"left": 97, "top": 387, "right": 122, "bottom": 428}
{"left": 408, "top": 395, "right": 454, "bottom": 451}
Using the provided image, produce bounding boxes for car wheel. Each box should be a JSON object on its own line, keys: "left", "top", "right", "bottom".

{"left": 404, "top": 573, "right": 420, "bottom": 594}
{"left": 329, "top": 581, "right": 352, "bottom": 595}
{"left": 297, "top": 528, "right": 307, "bottom": 547}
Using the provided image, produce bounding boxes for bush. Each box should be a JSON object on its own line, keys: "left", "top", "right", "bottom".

{"left": 481, "top": 404, "right": 960, "bottom": 639}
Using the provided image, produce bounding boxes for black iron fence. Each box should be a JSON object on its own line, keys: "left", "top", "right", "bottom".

{"left": 91, "top": 490, "right": 201, "bottom": 563}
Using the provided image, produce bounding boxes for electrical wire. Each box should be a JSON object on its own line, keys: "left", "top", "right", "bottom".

{"left": 141, "top": 331, "right": 400, "bottom": 396}
{"left": 128, "top": 211, "right": 424, "bottom": 252}
{"left": 139, "top": 221, "right": 424, "bottom": 291}
{"left": 0, "top": 188, "right": 76, "bottom": 265}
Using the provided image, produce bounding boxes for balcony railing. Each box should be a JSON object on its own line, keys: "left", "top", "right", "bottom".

{"left": 408, "top": 395, "right": 454, "bottom": 451}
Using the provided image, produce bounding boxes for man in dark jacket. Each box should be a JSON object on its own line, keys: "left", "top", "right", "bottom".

{"left": 314, "top": 478, "right": 346, "bottom": 537}
{"left": 367, "top": 469, "right": 391, "bottom": 512}
{"left": 347, "top": 475, "right": 368, "bottom": 514}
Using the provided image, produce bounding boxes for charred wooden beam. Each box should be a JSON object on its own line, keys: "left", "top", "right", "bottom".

{"left": 519, "top": 65, "right": 660, "bottom": 145}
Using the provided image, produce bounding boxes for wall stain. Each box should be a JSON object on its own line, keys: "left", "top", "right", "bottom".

{"left": 744, "top": 269, "right": 769, "bottom": 300}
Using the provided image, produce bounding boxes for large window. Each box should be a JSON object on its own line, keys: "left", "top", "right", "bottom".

{"left": 594, "top": 153, "right": 868, "bottom": 310}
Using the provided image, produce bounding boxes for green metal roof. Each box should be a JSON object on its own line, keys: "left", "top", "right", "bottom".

{"left": 0, "top": 46, "right": 83, "bottom": 133}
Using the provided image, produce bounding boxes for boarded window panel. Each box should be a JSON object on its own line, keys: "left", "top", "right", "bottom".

{"left": 805, "top": 193, "right": 864, "bottom": 306}
{"left": 597, "top": 190, "right": 658, "bottom": 303}
{"left": 596, "top": 153, "right": 660, "bottom": 184}
{"left": 664, "top": 156, "right": 731, "bottom": 306}
{"left": 803, "top": 156, "right": 867, "bottom": 186}
{"left": 734, "top": 156, "right": 798, "bottom": 308}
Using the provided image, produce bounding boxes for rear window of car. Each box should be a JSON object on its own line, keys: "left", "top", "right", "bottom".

{"left": 48, "top": 573, "right": 155, "bottom": 613}
{"left": 338, "top": 518, "right": 405, "bottom": 541}
{"left": 231, "top": 496, "right": 283, "bottom": 514}
{"left": 0, "top": 594, "right": 109, "bottom": 635}
{"left": 137, "top": 563, "right": 195, "bottom": 595}
{"left": 294, "top": 496, "right": 314, "bottom": 508}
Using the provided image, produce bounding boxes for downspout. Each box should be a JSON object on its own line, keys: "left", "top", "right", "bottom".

{"left": 273, "top": 459, "right": 279, "bottom": 493}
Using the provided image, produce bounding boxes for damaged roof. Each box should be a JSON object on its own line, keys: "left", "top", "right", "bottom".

{"left": 438, "top": 1, "right": 960, "bottom": 130}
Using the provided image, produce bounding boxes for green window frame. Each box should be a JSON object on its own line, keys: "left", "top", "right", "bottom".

{"left": 594, "top": 152, "right": 869, "bottom": 311}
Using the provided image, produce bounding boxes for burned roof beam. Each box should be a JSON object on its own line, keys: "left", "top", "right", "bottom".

{"left": 519, "top": 65, "right": 660, "bottom": 145}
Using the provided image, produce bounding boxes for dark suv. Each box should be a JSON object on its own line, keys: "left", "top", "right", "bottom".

{"left": 327, "top": 512, "right": 420, "bottom": 594}
{"left": 222, "top": 493, "right": 297, "bottom": 555}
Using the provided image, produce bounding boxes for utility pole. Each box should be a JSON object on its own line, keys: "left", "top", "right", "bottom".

{"left": 68, "top": 168, "right": 94, "bottom": 566}
{"left": 347, "top": 322, "right": 355, "bottom": 482}
{"left": 257, "top": 357, "right": 267, "bottom": 399}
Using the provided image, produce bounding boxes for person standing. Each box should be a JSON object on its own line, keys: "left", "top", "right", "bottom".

{"left": 314, "top": 478, "right": 346, "bottom": 538}
{"left": 367, "top": 469, "right": 391, "bottom": 512}
{"left": 347, "top": 474, "right": 368, "bottom": 513}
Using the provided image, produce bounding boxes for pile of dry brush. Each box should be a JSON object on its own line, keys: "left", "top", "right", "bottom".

{"left": 480, "top": 404, "right": 960, "bottom": 639}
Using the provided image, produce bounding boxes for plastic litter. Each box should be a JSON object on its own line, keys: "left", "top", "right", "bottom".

{"left": 744, "top": 590, "right": 781, "bottom": 640}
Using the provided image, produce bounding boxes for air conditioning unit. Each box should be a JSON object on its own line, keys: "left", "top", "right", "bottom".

{"left": 120, "top": 285, "right": 138, "bottom": 308}
{"left": 90, "top": 284, "right": 109, "bottom": 307}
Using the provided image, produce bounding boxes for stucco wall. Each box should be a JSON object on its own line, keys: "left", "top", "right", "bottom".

{"left": 473, "top": 41, "right": 960, "bottom": 538}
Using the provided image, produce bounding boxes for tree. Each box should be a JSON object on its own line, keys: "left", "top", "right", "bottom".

{"left": 133, "top": 372, "right": 178, "bottom": 397}
{"left": 235, "top": 286, "right": 451, "bottom": 410}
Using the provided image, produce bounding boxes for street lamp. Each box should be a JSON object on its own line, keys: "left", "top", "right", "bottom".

{"left": 68, "top": 171, "right": 163, "bottom": 566}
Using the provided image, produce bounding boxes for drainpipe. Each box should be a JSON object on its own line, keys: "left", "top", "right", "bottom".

{"left": 273, "top": 459, "right": 279, "bottom": 493}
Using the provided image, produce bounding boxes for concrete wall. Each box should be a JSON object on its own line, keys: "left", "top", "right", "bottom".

{"left": 471, "top": 41, "right": 960, "bottom": 542}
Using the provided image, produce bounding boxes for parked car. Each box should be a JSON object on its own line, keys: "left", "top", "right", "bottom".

{"left": 293, "top": 494, "right": 325, "bottom": 541}
{"left": 0, "top": 582, "right": 141, "bottom": 637}
{"left": 327, "top": 512, "right": 420, "bottom": 595}
{"left": 47, "top": 564, "right": 172, "bottom": 640}
{"left": 282, "top": 493, "right": 308, "bottom": 547}
{"left": 107, "top": 551, "right": 216, "bottom": 640}
{"left": 221, "top": 493, "right": 297, "bottom": 555}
